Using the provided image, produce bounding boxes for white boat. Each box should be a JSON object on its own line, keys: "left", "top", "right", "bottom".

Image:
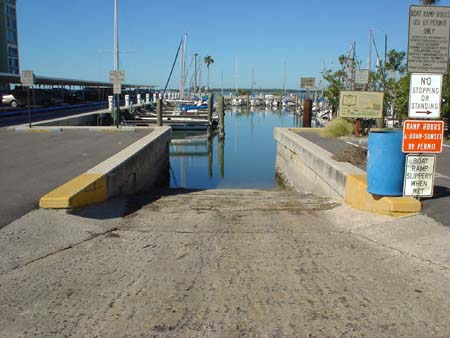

{"left": 232, "top": 97, "right": 246, "bottom": 106}
{"left": 250, "top": 98, "right": 263, "bottom": 106}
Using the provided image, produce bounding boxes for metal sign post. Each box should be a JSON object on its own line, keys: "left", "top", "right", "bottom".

{"left": 109, "top": 70, "right": 125, "bottom": 128}
{"left": 21, "top": 70, "right": 35, "bottom": 128}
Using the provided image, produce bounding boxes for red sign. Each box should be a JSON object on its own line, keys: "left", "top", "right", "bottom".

{"left": 402, "top": 120, "right": 444, "bottom": 153}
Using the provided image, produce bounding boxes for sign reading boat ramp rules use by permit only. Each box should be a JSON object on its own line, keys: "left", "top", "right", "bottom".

{"left": 338, "top": 91, "right": 384, "bottom": 119}
{"left": 402, "top": 120, "right": 444, "bottom": 153}
{"left": 409, "top": 73, "right": 442, "bottom": 118}
{"left": 408, "top": 5, "right": 450, "bottom": 74}
{"left": 403, "top": 154, "right": 436, "bottom": 197}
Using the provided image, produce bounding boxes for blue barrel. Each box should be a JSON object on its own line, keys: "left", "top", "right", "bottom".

{"left": 367, "top": 130, "right": 405, "bottom": 196}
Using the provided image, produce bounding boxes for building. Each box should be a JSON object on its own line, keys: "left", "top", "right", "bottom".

{"left": 0, "top": 0, "right": 19, "bottom": 75}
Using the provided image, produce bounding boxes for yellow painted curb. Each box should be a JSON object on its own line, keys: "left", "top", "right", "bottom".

{"left": 39, "top": 173, "right": 107, "bottom": 209}
{"left": 344, "top": 175, "right": 421, "bottom": 216}
{"left": 289, "top": 128, "right": 322, "bottom": 132}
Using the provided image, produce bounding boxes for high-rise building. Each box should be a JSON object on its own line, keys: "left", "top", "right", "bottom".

{"left": 0, "top": 0, "right": 19, "bottom": 74}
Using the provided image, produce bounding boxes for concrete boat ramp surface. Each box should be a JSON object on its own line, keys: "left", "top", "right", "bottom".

{"left": 2, "top": 124, "right": 450, "bottom": 337}
{"left": 2, "top": 189, "right": 450, "bottom": 337}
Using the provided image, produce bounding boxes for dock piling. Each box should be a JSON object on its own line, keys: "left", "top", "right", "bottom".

{"left": 302, "top": 99, "right": 312, "bottom": 128}
{"left": 157, "top": 98, "right": 163, "bottom": 127}
{"left": 218, "top": 96, "right": 225, "bottom": 139}
{"left": 207, "top": 94, "right": 213, "bottom": 124}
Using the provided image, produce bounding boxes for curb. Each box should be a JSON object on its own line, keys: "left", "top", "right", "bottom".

{"left": 40, "top": 127, "right": 171, "bottom": 209}
{"left": 274, "top": 128, "right": 421, "bottom": 216}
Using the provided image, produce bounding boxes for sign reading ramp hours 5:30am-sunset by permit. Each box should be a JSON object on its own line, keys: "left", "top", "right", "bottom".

{"left": 338, "top": 91, "right": 384, "bottom": 119}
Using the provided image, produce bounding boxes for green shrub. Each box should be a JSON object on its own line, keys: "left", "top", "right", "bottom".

{"left": 320, "top": 118, "right": 354, "bottom": 138}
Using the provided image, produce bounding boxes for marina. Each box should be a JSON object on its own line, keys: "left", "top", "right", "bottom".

{"left": 169, "top": 106, "right": 319, "bottom": 189}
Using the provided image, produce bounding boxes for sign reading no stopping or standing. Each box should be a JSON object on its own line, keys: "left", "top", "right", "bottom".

{"left": 403, "top": 154, "right": 436, "bottom": 197}
{"left": 408, "top": 5, "right": 450, "bottom": 73}
{"left": 409, "top": 73, "right": 442, "bottom": 118}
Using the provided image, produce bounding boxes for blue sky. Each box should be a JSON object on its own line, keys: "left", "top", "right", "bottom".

{"left": 16, "top": 0, "right": 450, "bottom": 89}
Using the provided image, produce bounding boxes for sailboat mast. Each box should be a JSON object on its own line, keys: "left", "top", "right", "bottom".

{"left": 252, "top": 68, "right": 254, "bottom": 94}
{"left": 114, "top": 0, "right": 119, "bottom": 71}
{"left": 235, "top": 56, "right": 239, "bottom": 94}
{"left": 179, "top": 33, "right": 187, "bottom": 99}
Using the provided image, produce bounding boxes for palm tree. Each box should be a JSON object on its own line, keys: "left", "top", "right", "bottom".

{"left": 204, "top": 56, "right": 214, "bottom": 91}
{"left": 421, "top": 0, "right": 438, "bottom": 4}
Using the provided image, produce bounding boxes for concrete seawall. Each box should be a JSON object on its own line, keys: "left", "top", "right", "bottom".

{"left": 40, "top": 127, "right": 171, "bottom": 208}
{"left": 274, "top": 128, "right": 421, "bottom": 215}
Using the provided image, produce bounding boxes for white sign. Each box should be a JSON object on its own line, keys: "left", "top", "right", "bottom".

{"left": 409, "top": 73, "right": 442, "bottom": 118}
{"left": 21, "top": 70, "right": 35, "bottom": 87}
{"left": 408, "top": 5, "right": 450, "bottom": 73}
{"left": 113, "top": 84, "right": 122, "bottom": 95}
{"left": 110, "top": 70, "right": 125, "bottom": 94}
{"left": 403, "top": 154, "right": 436, "bottom": 197}
{"left": 355, "top": 69, "right": 369, "bottom": 85}
{"left": 109, "top": 70, "right": 125, "bottom": 82}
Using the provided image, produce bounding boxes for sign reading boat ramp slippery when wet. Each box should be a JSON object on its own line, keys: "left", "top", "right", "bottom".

{"left": 409, "top": 73, "right": 442, "bottom": 118}
{"left": 408, "top": 5, "right": 450, "bottom": 73}
{"left": 403, "top": 154, "right": 436, "bottom": 197}
{"left": 338, "top": 91, "right": 384, "bottom": 119}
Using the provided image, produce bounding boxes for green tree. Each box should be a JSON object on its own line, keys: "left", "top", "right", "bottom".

{"left": 393, "top": 73, "right": 410, "bottom": 120}
{"left": 204, "top": 56, "right": 214, "bottom": 91}
{"left": 322, "top": 53, "right": 360, "bottom": 116}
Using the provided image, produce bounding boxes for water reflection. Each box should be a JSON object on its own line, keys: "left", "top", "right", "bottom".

{"left": 169, "top": 107, "right": 314, "bottom": 189}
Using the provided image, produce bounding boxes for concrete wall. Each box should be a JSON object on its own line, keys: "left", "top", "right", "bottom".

{"left": 89, "top": 127, "right": 170, "bottom": 198}
{"left": 40, "top": 127, "right": 171, "bottom": 208}
{"left": 274, "top": 128, "right": 421, "bottom": 215}
{"left": 274, "top": 128, "right": 364, "bottom": 200}
{"left": 36, "top": 112, "right": 111, "bottom": 127}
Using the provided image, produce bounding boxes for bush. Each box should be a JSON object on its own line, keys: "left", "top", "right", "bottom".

{"left": 320, "top": 118, "right": 354, "bottom": 138}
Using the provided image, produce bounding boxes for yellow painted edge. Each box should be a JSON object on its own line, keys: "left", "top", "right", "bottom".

{"left": 289, "top": 128, "right": 322, "bottom": 133}
{"left": 39, "top": 173, "right": 107, "bottom": 209}
{"left": 344, "top": 174, "right": 421, "bottom": 216}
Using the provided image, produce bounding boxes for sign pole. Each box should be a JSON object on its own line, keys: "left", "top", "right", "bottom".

{"left": 27, "top": 87, "right": 31, "bottom": 128}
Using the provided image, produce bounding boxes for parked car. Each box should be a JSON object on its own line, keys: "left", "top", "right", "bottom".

{"left": 2, "top": 94, "right": 20, "bottom": 108}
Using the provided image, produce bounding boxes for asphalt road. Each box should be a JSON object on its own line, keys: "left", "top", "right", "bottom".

{"left": 299, "top": 131, "right": 450, "bottom": 227}
{"left": 0, "top": 128, "right": 150, "bottom": 228}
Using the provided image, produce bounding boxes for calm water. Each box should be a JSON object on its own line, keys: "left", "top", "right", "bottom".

{"left": 169, "top": 106, "right": 310, "bottom": 189}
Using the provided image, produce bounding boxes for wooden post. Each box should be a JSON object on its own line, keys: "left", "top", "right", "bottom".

{"left": 219, "top": 96, "right": 225, "bottom": 139}
{"left": 302, "top": 99, "right": 313, "bottom": 128}
{"left": 218, "top": 138, "right": 224, "bottom": 178}
{"left": 157, "top": 98, "right": 163, "bottom": 126}
{"left": 207, "top": 138, "right": 213, "bottom": 178}
{"left": 207, "top": 94, "right": 213, "bottom": 124}
{"left": 355, "top": 118, "right": 360, "bottom": 137}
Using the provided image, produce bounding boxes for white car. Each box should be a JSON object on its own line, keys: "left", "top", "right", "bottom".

{"left": 2, "top": 94, "right": 20, "bottom": 108}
